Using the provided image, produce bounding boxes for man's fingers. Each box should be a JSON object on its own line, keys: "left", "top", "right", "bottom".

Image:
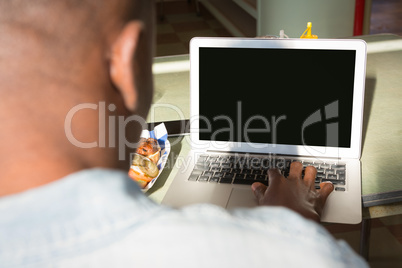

{"left": 267, "top": 168, "right": 283, "bottom": 186}
{"left": 303, "top": 166, "right": 317, "bottom": 189}
{"left": 251, "top": 182, "right": 267, "bottom": 201}
{"left": 318, "top": 181, "right": 335, "bottom": 204}
{"left": 288, "top": 161, "right": 303, "bottom": 179}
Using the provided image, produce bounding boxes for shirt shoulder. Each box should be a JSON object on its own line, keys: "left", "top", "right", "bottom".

{"left": 0, "top": 169, "right": 368, "bottom": 268}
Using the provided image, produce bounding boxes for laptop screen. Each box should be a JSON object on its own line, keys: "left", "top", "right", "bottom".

{"left": 198, "top": 47, "right": 356, "bottom": 148}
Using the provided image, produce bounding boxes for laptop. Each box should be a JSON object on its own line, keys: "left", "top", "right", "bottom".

{"left": 162, "top": 37, "right": 367, "bottom": 224}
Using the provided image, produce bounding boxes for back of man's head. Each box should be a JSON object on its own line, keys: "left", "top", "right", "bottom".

{"left": 0, "top": 0, "right": 155, "bottom": 196}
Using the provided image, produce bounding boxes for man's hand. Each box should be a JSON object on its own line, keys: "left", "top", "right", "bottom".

{"left": 251, "top": 161, "right": 334, "bottom": 222}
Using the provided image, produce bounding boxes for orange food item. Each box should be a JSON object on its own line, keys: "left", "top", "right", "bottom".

{"left": 136, "top": 138, "right": 161, "bottom": 164}
{"left": 129, "top": 152, "right": 160, "bottom": 189}
{"left": 129, "top": 167, "right": 154, "bottom": 188}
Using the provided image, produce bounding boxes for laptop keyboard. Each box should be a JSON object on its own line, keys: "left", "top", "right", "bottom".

{"left": 189, "top": 154, "right": 346, "bottom": 191}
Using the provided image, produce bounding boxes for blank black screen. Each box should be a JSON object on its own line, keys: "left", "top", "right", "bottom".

{"left": 199, "top": 47, "right": 355, "bottom": 148}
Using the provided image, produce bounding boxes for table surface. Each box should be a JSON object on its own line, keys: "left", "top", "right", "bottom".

{"left": 147, "top": 34, "right": 402, "bottom": 219}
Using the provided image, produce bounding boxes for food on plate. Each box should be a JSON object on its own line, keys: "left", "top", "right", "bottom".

{"left": 132, "top": 153, "right": 159, "bottom": 177}
{"left": 136, "top": 138, "right": 161, "bottom": 164}
{"left": 129, "top": 137, "right": 161, "bottom": 188}
{"left": 129, "top": 154, "right": 160, "bottom": 188}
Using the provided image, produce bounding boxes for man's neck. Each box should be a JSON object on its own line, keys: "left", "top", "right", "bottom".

{"left": 0, "top": 80, "right": 130, "bottom": 197}
{"left": 0, "top": 122, "right": 129, "bottom": 197}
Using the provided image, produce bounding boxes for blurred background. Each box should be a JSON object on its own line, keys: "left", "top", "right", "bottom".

{"left": 156, "top": 0, "right": 402, "bottom": 56}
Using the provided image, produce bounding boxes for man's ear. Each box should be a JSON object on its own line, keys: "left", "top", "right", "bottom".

{"left": 109, "top": 21, "right": 144, "bottom": 112}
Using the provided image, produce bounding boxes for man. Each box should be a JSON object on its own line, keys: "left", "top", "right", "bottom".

{"left": 0, "top": 0, "right": 367, "bottom": 267}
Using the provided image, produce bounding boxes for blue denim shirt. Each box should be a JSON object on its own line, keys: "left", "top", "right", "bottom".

{"left": 0, "top": 169, "right": 367, "bottom": 267}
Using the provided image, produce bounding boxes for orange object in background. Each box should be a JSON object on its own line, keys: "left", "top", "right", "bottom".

{"left": 300, "top": 22, "right": 318, "bottom": 39}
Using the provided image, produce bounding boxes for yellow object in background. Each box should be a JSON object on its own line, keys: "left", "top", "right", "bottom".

{"left": 300, "top": 22, "right": 318, "bottom": 39}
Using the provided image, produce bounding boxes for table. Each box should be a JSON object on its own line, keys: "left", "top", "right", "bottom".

{"left": 147, "top": 34, "right": 402, "bottom": 258}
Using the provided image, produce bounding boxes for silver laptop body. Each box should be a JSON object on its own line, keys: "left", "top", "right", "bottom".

{"left": 162, "top": 37, "right": 367, "bottom": 224}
